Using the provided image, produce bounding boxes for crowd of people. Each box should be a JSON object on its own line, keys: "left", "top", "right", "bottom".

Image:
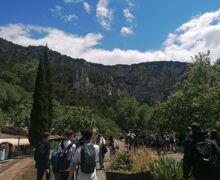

{"left": 125, "top": 130, "right": 177, "bottom": 154}
{"left": 34, "top": 129, "right": 119, "bottom": 180}
{"left": 34, "top": 124, "right": 220, "bottom": 180}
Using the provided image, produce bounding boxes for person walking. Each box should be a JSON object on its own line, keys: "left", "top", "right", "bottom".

{"left": 108, "top": 136, "right": 117, "bottom": 157}
{"left": 68, "top": 129, "right": 99, "bottom": 180}
{"left": 34, "top": 132, "right": 51, "bottom": 180}
{"left": 97, "top": 134, "right": 106, "bottom": 169}
{"left": 57, "top": 130, "right": 76, "bottom": 180}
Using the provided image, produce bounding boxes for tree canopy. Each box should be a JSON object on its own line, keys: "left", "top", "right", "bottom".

{"left": 150, "top": 52, "right": 220, "bottom": 134}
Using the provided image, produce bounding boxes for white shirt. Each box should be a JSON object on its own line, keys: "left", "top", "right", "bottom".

{"left": 71, "top": 144, "right": 99, "bottom": 180}
{"left": 98, "top": 137, "right": 106, "bottom": 146}
{"left": 59, "top": 139, "right": 76, "bottom": 171}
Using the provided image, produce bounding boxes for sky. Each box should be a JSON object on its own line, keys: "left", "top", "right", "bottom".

{"left": 0, "top": 0, "right": 220, "bottom": 65}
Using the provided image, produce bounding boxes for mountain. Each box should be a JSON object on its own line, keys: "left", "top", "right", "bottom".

{"left": 0, "top": 38, "right": 188, "bottom": 110}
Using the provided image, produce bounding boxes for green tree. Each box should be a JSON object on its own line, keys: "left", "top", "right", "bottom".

{"left": 150, "top": 52, "right": 220, "bottom": 134}
{"left": 29, "top": 46, "right": 52, "bottom": 146}
{"left": 111, "top": 98, "right": 139, "bottom": 130}
{"left": 12, "top": 61, "right": 37, "bottom": 92}
{"left": 0, "top": 108, "right": 5, "bottom": 129}
{"left": 110, "top": 98, "right": 151, "bottom": 131}
{"left": 43, "top": 45, "right": 53, "bottom": 129}
{"left": 137, "top": 103, "right": 152, "bottom": 130}
{"left": 52, "top": 101, "right": 95, "bottom": 135}
{"left": 8, "top": 100, "right": 32, "bottom": 131}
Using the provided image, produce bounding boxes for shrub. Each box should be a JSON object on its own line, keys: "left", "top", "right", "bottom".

{"left": 107, "top": 148, "right": 156, "bottom": 173}
{"left": 150, "top": 158, "right": 194, "bottom": 180}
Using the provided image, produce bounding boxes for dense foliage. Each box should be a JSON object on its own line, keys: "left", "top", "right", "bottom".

{"left": 150, "top": 52, "right": 220, "bottom": 134}
{"left": 52, "top": 101, "right": 95, "bottom": 135}
{"left": 29, "top": 47, "right": 52, "bottom": 146}
{"left": 109, "top": 98, "right": 152, "bottom": 131}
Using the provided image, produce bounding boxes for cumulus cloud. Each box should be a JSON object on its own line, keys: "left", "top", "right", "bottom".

{"left": 0, "top": 24, "right": 102, "bottom": 57}
{"left": 64, "top": 0, "right": 83, "bottom": 3}
{"left": 1, "top": 9, "right": 220, "bottom": 65}
{"left": 123, "top": 8, "right": 134, "bottom": 22}
{"left": 120, "top": 27, "right": 133, "bottom": 36}
{"left": 83, "top": 2, "right": 92, "bottom": 14}
{"left": 51, "top": 5, "right": 77, "bottom": 23}
{"left": 96, "top": 0, "right": 113, "bottom": 30}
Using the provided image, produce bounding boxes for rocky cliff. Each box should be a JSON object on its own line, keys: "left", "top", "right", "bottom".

{"left": 0, "top": 38, "right": 188, "bottom": 107}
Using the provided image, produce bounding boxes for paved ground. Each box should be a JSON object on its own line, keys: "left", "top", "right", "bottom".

{"left": 13, "top": 159, "right": 108, "bottom": 180}
{"left": 0, "top": 157, "right": 33, "bottom": 180}
{"left": 0, "top": 141, "right": 183, "bottom": 180}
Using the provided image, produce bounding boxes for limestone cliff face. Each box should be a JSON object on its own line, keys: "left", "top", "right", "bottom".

{"left": 0, "top": 38, "right": 188, "bottom": 105}
{"left": 67, "top": 61, "right": 188, "bottom": 105}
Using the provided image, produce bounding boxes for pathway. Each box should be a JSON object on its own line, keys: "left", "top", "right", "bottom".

{"left": 13, "top": 160, "right": 107, "bottom": 180}
{"left": 0, "top": 157, "right": 33, "bottom": 180}
{"left": 2, "top": 141, "right": 183, "bottom": 180}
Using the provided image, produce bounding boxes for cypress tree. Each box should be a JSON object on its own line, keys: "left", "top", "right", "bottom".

{"left": 43, "top": 45, "right": 53, "bottom": 129}
{"left": 28, "top": 46, "right": 52, "bottom": 146}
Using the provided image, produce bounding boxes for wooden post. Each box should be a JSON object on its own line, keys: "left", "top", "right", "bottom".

{"left": 17, "top": 136, "right": 20, "bottom": 157}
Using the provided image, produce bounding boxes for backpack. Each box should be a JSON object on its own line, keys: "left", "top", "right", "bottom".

{"left": 50, "top": 147, "right": 59, "bottom": 173}
{"left": 56, "top": 141, "right": 73, "bottom": 172}
{"left": 80, "top": 144, "right": 96, "bottom": 174}
{"left": 195, "top": 139, "right": 220, "bottom": 173}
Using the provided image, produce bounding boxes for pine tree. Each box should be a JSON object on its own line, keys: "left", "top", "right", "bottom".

{"left": 43, "top": 45, "right": 53, "bottom": 129}
{"left": 28, "top": 46, "right": 52, "bottom": 146}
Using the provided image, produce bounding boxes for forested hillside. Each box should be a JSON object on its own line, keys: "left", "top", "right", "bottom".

{"left": 0, "top": 38, "right": 188, "bottom": 135}
{"left": 0, "top": 38, "right": 188, "bottom": 107}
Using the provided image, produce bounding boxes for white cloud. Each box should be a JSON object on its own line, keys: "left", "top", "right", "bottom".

{"left": 96, "top": 0, "right": 113, "bottom": 30}
{"left": 50, "top": 5, "right": 63, "bottom": 15}
{"left": 63, "top": 14, "right": 78, "bottom": 22}
{"left": 0, "top": 24, "right": 102, "bottom": 57}
{"left": 83, "top": 2, "right": 92, "bottom": 14}
{"left": 64, "top": 0, "right": 83, "bottom": 3}
{"left": 120, "top": 27, "right": 133, "bottom": 36}
{"left": 123, "top": 8, "right": 134, "bottom": 22}
{"left": 51, "top": 5, "right": 77, "bottom": 23}
{"left": 125, "top": 0, "right": 135, "bottom": 8}
{"left": 1, "top": 9, "right": 220, "bottom": 65}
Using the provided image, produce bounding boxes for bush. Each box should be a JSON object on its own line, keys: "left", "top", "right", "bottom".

{"left": 108, "top": 148, "right": 156, "bottom": 173}
{"left": 150, "top": 158, "right": 194, "bottom": 180}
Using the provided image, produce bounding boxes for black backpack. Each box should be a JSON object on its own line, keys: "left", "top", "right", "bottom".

{"left": 80, "top": 144, "right": 96, "bottom": 174}
{"left": 195, "top": 139, "right": 220, "bottom": 173}
{"left": 56, "top": 141, "right": 73, "bottom": 172}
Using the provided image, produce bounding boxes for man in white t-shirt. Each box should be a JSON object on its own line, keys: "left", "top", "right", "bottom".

{"left": 68, "top": 129, "right": 99, "bottom": 180}
{"left": 58, "top": 130, "right": 76, "bottom": 180}
{"left": 97, "top": 134, "right": 106, "bottom": 169}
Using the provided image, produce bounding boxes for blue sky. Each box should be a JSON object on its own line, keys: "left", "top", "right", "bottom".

{"left": 0, "top": 0, "right": 220, "bottom": 64}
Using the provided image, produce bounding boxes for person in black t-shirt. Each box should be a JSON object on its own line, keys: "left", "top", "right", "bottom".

{"left": 34, "top": 132, "right": 51, "bottom": 180}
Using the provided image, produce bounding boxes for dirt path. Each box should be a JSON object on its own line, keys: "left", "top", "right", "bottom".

{"left": 0, "top": 157, "right": 33, "bottom": 180}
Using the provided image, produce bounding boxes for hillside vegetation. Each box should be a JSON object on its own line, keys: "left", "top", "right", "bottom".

{"left": 1, "top": 39, "right": 219, "bottom": 136}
